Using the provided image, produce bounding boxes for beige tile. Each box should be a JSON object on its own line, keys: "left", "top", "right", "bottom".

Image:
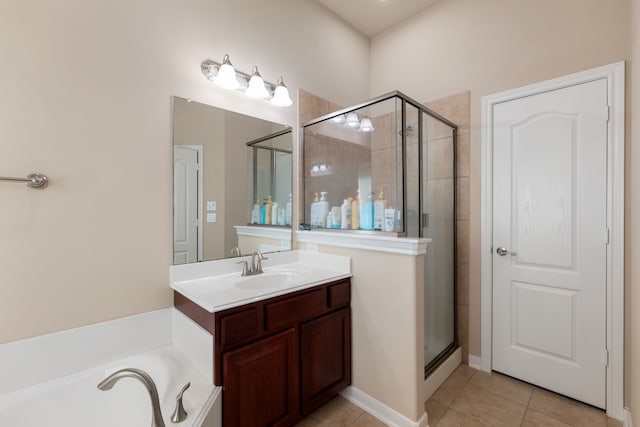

{"left": 431, "top": 364, "right": 476, "bottom": 406}
{"left": 455, "top": 176, "right": 469, "bottom": 221}
{"left": 528, "top": 389, "right": 607, "bottom": 427}
{"left": 299, "top": 90, "right": 330, "bottom": 124}
{"left": 425, "top": 91, "right": 470, "bottom": 133}
{"left": 427, "top": 136, "right": 455, "bottom": 180}
{"left": 311, "top": 396, "right": 364, "bottom": 427}
{"left": 350, "top": 412, "right": 388, "bottom": 426}
{"left": 450, "top": 384, "right": 526, "bottom": 427}
{"left": 437, "top": 408, "right": 490, "bottom": 427}
{"left": 456, "top": 133, "right": 470, "bottom": 178}
{"left": 457, "top": 305, "right": 469, "bottom": 363}
{"left": 467, "top": 371, "right": 533, "bottom": 406}
{"left": 425, "top": 398, "right": 449, "bottom": 427}
{"left": 371, "top": 147, "right": 396, "bottom": 184}
{"left": 522, "top": 409, "right": 572, "bottom": 427}
{"left": 456, "top": 262, "right": 469, "bottom": 307}
{"left": 295, "top": 416, "right": 320, "bottom": 427}
{"left": 607, "top": 417, "right": 624, "bottom": 427}
{"left": 456, "top": 220, "right": 469, "bottom": 264}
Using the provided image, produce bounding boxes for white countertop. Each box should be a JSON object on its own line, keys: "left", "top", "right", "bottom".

{"left": 170, "top": 250, "right": 351, "bottom": 313}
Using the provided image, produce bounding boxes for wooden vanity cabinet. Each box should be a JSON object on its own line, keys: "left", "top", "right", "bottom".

{"left": 174, "top": 277, "right": 351, "bottom": 427}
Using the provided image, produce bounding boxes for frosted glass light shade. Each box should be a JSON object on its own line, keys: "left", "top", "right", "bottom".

{"left": 271, "top": 77, "right": 293, "bottom": 107}
{"left": 332, "top": 114, "right": 346, "bottom": 124}
{"left": 359, "top": 117, "right": 375, "bottom": 132}
{"left": 345, "top": 112, "right": 360, "bottom": 128}
{"left": 246, "top": 67, "right": 270, "bottom": 99}
{"left": 214, "top": 54, "right": 240, "bottom": 90}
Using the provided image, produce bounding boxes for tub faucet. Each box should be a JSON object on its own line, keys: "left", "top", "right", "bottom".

{"left": 97, "top": 368, "right": 166, "bottom": 427}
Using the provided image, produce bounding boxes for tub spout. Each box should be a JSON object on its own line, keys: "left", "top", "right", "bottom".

{"left": 97, "top": 368, "right": 166, "bottom": 427}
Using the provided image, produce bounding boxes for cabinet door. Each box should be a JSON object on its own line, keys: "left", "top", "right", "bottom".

{"left": 300, "top": 308, "right": 351, "bottom": 415}
{"left": 223, "top": 329, "right": 298, "bottom": 427}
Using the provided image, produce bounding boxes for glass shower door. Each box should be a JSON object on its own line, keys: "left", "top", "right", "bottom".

{"left": 422, "top": 113, "right": 456, "bottom": 372}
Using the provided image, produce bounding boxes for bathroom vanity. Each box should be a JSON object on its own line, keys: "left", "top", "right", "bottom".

{"left": 170, "top": 251, "right": 352, "bottom": 427}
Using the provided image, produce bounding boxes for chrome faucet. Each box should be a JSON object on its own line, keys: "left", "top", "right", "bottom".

{"left": 235, "top": 251, "right": 268, "bottom": 276}
{"left": 97, "top": 368, "right": 166, "bottom": 427}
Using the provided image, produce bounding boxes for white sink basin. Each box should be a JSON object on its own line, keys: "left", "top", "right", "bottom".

{"left": 231, "top": 273, "right": 294, "bottom": 290}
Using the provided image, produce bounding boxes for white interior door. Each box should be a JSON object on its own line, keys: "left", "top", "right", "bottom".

{"left": 173, "top": 146, "right": 199, "bottom": 264}
{"left": 492, "top": 79, "right": 608, "bottom": 408}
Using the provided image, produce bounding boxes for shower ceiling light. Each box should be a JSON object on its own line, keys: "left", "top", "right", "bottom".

{"left": 359, "top": 117, "right": 375, "bottom": 132}
{"left": 332, "top": 114, "right": 346, "bottom": 124}
{"left": 345, "top": 112, "right": 360, "bottom": 128}
{"left": 200, "top": 55, "right": 292, "bottom": 107}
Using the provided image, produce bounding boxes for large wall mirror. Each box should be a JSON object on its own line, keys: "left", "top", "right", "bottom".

{"left": 173, "top": 96, "right": 293, "bottom": 265}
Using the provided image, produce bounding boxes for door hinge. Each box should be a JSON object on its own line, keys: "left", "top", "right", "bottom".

{"left": 604, "top": 228, "right": 610, "bottom": 245}
{"left": 604, "top": 349, "right": 609, "bottom": 367}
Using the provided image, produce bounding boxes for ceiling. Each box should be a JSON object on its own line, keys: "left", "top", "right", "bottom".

{"left": 316, "top": 0, "right": 443, "bottom": 38}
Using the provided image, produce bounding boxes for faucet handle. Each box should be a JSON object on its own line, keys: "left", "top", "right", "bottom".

{"left": 235, "top": 260, "right": 250, "bottom": 276}
{"left": 254, "top": 251, "right": 268, "bottom": 274}
{"left": 171, "top": 382, "right": 190, "bottom": 423}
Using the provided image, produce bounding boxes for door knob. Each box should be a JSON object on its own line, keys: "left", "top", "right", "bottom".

{"left": 496, "top": 247, "right": 516, "bottom": 256}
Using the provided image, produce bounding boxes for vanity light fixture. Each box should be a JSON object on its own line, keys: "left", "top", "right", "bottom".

{"left": 271, "top": 77, "right": 293, "bottom": 107}
{"left": 359, "top": 117, "right": 375, "bottom": 132}
{"left": 245, "top": 66, "right": 270, "bottom": 99}
{"left": 201, "top": 55, "right": 292, "bottom": 107}
{"left": 332, "top": 114, "right": 346, "bottom": 124}
{"left": 345, "top": 112, "right": 360, "bottom": 128}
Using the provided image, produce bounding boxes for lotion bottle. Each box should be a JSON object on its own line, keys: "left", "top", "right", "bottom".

{"left": 318, "top": 192, "right": 329, "bottom": 228}
{"left": 252, "top": 196, "right": 261, "bottom": 224}
{"left": 361, "top": 193, "right": 374, "bottom": 231}
{"left": 265, "top": 195, "right": 273, "bottom": 225}
{"left": 351, "top": 189, "right": 360, "bottom": 230}
{"left": 259, "top": 198, "right": 266, "bottom": 224}
{"left": 341, "top": 198, "right": 352, "bottom": 229}
{"left": 374, "top": 188, "right": 387, "bottom": 230}
{"left": 271, "top": 201, "right": 279, "bottom": 225}
{"left": 310, "top": 192, "right": 319, "bottom": 227}
{"left": 285, "top": 194, "right": 292, "bottom": 226}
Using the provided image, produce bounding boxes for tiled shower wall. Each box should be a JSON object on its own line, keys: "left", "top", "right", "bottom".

{"left": 298, "top": 90, "right": 471, "bottom": 362}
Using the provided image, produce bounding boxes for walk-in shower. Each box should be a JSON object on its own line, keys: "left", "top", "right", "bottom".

{"left": 301, "top": 91, "right": 457, "bottom": 377}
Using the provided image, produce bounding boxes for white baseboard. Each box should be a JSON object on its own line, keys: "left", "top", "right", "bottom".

{"left": 467, "top": 355, "right": 486, "bottom": 371}
{"left": 424, "top": 347, "right": 461, "bottom": 401}
{"left": 340, "top": 386, "right": 428, "bottom": 427}
{"left": 624, "top": 408, "right": 633, "bottom": 427}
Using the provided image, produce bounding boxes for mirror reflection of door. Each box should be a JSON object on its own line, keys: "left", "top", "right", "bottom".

{"left": 173, "top": 145, "right": 201, "bottom": 264}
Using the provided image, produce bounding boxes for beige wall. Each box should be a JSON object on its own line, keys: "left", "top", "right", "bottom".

{"left": 0, "top": 0, "right": 370, "bottom": 344}
{"left": 630, "top": 0, "right": 639, "bottom": 418}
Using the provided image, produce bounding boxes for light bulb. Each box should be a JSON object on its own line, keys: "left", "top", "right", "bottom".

{"left": 332, "top": 114, "right": 346, "bottom": 124}
{"left": 214, "top": 54, "right": 240, "bottom": 90}
{"left": 359, "top": 117, "right": 375, "bottom": 132}
{"left": 271, "top": 77, "right": 293, "bottom": 107}
{"left": 245, "top": 66, "right": 270, "bottom": 99}
{"left": 345, "top": 112, "right": 360, "bottom": 128}
{"left": 311, "top": 165, "right": 319, "bottom": 173}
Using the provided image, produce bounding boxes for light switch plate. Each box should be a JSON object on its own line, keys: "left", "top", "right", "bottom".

{"left": 207, "top": 213, "right": 217, "bottom": 223}
{"left": 207, "top": 201, "right": 217, "bottom": 211}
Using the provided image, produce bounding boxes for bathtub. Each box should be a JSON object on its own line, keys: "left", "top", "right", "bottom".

{"left": 0, "top": 345, "right": 220, "bottom": 427}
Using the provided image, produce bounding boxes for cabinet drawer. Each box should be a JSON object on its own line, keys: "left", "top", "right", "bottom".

{"left": 265, "top": 288, "right": 325, "bottom": 331}
{"left": 219, "top": 307, "right": 260, "bottom": 347}
{"left": 328, "top": 280, "right": 350, "bottom": 308}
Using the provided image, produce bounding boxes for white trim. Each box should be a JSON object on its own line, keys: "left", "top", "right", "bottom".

{"left": 624, "top": 408, "right": 633, "bottom": 427}
{"left": 234, "top": 225, "right": 292, "bottom": 242}
{"left": 467, "top": 355, "right": 485, "bottom": 371}
{"left": 296, "top": 230, "right": 431, "bottom": 255}
{"left": 480, "top": 61, "right": 625, "bottom": 419}
{"left": 424, "top": 347, "right": 461, "bottom": 401}
{"left": 340, "top": 386, "right": 428, "bottom": 427}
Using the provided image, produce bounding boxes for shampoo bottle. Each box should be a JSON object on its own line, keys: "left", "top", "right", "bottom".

{"left": 252, "top": 196, "right": 261, "bottom": 224}
{"left": 259, "top": 199, "right": 266, "bottom": 224}
{"left": 285, "top": 194, "right": 292, "bottom": 226}
{"left": 352, "top": 189, "right": 360, "bottom": 230}
{"left": 265, "top": 195, "right": 273, "bottom": 225}
{"left": 361, "top": 193, "right": 374, "bottom": 231}
{"left": 271, "top": 201, "right": 279, "bottom": 225}
{"left": 374, "top": 188, "right": 387, "bottom": 230}
{"left": 310, "top": 192, "right": 319, "bottom": 227}
{"left": 331, "top": 206, "right": 341, "bottom": 229}
{"left": 318, "top": 192, "right": 329, "bottom": 228}
{"left": 341, "top": 198, "right": 352, "bottom": 229}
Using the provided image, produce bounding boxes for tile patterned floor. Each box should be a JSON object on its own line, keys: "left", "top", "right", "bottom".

{"left": 296, "top": 364, "right": 623, "bottom": 427}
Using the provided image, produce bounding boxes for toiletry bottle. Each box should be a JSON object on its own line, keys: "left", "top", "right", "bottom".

{"left": 285, "top": 194, "right": 292, "bottom": 226}
{"left": 326, "top": 211, "right": 333, "bottom": 229}
{"left": 352, "top": 189, "right": 360, "bottom": 230}
{"left": 384, "top": 208, "right": 396, "bottom": 232}
{"left": 278, "top": 206, "right": 286, "bottom": 226}
{"left": 318, "top": 192, "right": 329, "bottom": 228}
{"left": 374, "top": 188, "right": 387, "bottom": 230}
{"left": 361, "top": 193, "right": 374, "bottom": 231}
{"left": 259, "top": 198, "right": 266, "bottom": 224}
{"left": 252, "top": 196, "right": 261, "bottom": 224}
{"left": 265, "top": 195, "right": 273, "bottom": 225}
{"left": 331, "top": 206, "right": 341, "bottom": 229}
{"left": 271, "top": 200, "right": 278, "bottom": 225}
{"left": 310, "top": 192, "right": 319, "bottom": 227}
{"left": 341, "top": 198, "right": 352, "bottom": 229}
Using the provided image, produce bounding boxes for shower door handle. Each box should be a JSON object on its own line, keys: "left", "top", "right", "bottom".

{"left": 496, "top": 247, "right": 516, "bottom": 256}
